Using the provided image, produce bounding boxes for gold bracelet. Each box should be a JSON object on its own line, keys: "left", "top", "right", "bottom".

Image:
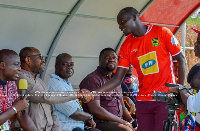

{"left": 11, "top": 106, "right": 17, "bottom": 114}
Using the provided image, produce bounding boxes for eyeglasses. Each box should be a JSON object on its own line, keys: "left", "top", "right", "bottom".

{"left": 27, "top": 54, "right": 44, "bottom": 60}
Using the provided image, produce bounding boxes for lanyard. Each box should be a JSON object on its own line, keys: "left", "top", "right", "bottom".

{"left": 0, "top": 85, "right": 8, "bottom": 112}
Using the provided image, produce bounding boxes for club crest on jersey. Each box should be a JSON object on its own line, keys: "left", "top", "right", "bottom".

{"left": 138, "top": 51, "right": 159, "bottom": 75}
{"left": 171, "top": 35, "right": 178, "bottom": 46}
{"left": 151, "top": 38, "right": 159, "bottom": 47}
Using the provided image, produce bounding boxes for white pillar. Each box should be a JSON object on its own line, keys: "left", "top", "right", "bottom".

{"left": 181, "top": 22, "right": 186, "bottom": 55}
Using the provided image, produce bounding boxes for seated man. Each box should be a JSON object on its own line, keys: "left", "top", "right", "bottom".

{"left": 18, "top": 47, "right": 94, "bottom": 131}
{"left": 0, "top": 49, "right": 36, "bottom": 130}
{"left": 79, "top": 48, "right": 134, "bottom": 131}
{"left": 47, "top": 53, "right": 99, "bottom": 131}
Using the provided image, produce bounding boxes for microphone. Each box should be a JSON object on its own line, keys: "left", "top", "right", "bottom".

{"left": 18, "top": 79, "right": 28, "bottom": 115}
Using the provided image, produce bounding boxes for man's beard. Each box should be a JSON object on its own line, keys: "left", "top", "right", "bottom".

{"left": 106, "top": 65, "right": 116, "bottom": 72}
{"left": 31, "top": 64, "right": 43, "bottom": 74}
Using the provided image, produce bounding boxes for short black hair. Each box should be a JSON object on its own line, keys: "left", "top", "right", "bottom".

{"left": 99, "top": 47, "right": 115, "bottom": 58}
{"left": 19, "top": 47, "right": 36, "bottom": 63}
{"left": 56, "top": 53, "right": 72, "bottom": 66}
{"left": 0, "top": 49, "right": 18, "bottom": 62}
{"left": 118, "top": 7, "right": 139, "bottom": 17}
{"left": 187, "top": 63, "right": 200, "bottom": 83}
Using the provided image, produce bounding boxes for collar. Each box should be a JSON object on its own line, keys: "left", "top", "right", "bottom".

{"left": 49, "top": 73, "right": 71, "bottom": 85}
{"left": 21, "top": 69, "right": 35, "bottom": 78}
{"left": 131, "top": 24, "right": 152, "bottom": 38}
{"left": 145, "top": 24, "right": 152, "bottom": 35}
{"left": 96, "top": 66, "right": 114, "bottom": 78}
{"left": 0, "top": 79, "right": 6, "bottom": 86}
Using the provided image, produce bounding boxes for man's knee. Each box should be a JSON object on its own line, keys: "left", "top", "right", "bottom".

{"left": 72, "top": 127, "right": 84, "bottom": 131}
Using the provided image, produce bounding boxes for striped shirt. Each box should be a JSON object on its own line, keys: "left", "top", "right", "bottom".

{"left": 47, "top": 73, "right": 84, "bottom": 131}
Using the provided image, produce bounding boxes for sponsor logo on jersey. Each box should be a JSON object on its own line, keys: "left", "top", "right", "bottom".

{"left": 138, "top": 51, "right": 159, "bottom": 75}
{"left": 152, "top": 38, "right": 159, "bottom": 47}
{"left": 142, "top": 59, "right": 156, "bottom": 69}
{"left": 171, "top": 35, "right": 178, "bottom": 46}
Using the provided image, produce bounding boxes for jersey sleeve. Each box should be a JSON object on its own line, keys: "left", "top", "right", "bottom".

{"left": 117, "top": 37, "right": 131, "bottom": 69}
{"left": 161, "top": 27, "right": 182, "bottom": 56}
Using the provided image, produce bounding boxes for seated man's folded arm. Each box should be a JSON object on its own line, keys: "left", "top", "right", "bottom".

{"left": 70, "top": 108, "right": 92, "bottom": 121}
{"left": 87, "top": 99, "right": 127, "bottom": 125}
{"left": 17, "top": 74, "right": 77, "bottom": 105}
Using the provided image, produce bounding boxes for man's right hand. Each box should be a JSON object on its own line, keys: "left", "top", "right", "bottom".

{"left": 77, "top": 89, "right": 94, "bottom": 103}
{"left": 168, "top": 86, "right": 179, "bottom": 94}
{"left": 12, "top": 96, "right": 29, "bottom": 113}
{"left": 129, "top": 104, "right": 136, "bottom": 115}
{"left": 87, "top": 118, "right": 96, "bottom": 130}
{"left": 120, "top": 119, "right": 138, "bottom": 131}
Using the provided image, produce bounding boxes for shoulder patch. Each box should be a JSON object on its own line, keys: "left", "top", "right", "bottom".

{"left": 171, "top": 35, "right": 178, "bottom": 46}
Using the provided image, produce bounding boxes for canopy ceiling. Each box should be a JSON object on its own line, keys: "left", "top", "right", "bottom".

{"left": 141, "top": 0, "right": 200, "bottom": 33}
{"left": 0, "top": 0, "right": 199, "bottom": 88}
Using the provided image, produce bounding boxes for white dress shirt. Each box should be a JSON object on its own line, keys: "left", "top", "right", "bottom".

{"left": 187, "top": 91, "right": 200, "bottom": 113}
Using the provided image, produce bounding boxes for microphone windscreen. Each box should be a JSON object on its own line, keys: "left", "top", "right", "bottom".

{"left": 19, "top": 79, "right": 28, "bottom": 90}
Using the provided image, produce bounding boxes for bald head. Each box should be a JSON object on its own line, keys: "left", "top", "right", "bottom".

{"left": 117, "top": 7, "right": 145, "bottom": 37}
{"left": 187, "top": 63, "right": 200, "bottom": 83}
{"left": 0, "top": 49, "right": 18, "bottom": 62}
{"left": 55, "top": 53, "right": 74, "bottom": 80}
{"left": 0, "top": 49, "right": 21, "bottom": 82}
{"left": 19, "top": 47, "right": 39, "bottom": 63}
{"left": 187, "top": 63, "right": 200, "bottom": 91}
{"left": 56, "top": 53, "right": 72, "bottom": 66}
{"left": 118, "top": 7, "right": 139, "bottom": 18}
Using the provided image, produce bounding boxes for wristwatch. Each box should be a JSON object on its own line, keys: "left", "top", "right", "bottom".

{"left": 178, "top": 85, "right": 186, "bottom": 91}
